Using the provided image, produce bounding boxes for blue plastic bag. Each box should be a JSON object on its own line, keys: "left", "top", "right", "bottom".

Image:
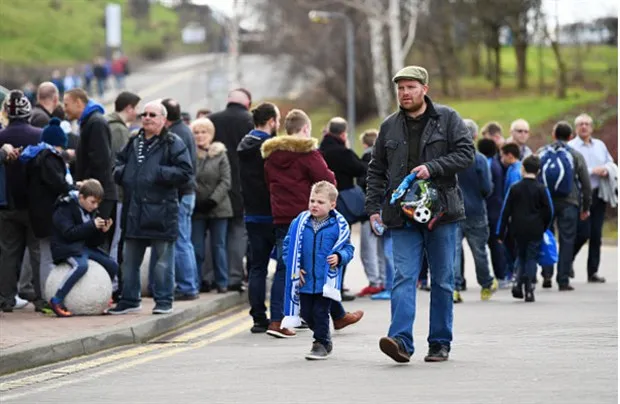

{"left": 537, "top": 229, "right": 558, "bottom": 267}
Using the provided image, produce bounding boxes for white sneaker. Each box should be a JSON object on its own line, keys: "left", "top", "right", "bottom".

{"left": 14, "top": 296, "right": 29, "bottom": 309}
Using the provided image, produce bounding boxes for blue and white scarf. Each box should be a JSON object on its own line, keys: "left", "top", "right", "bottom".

{"left": 281, "top": 210, "right": 350, "bottom": 329}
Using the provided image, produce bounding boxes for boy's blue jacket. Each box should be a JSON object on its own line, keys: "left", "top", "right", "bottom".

{"left": 51, "top": 192, "right": 105, "bottom": 262}
{"left": 283, "top": 210, "right": 355, "bottom": 295}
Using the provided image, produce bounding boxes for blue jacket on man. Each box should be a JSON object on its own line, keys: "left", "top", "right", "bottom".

{"left": 457, "top": 151, "right": 492, "bottom": 219}
{"left": 282, "top": 210, "right": 355, "bottom": 295}
{"left": 114, "top": 128, "right": 192, "bottom": 241}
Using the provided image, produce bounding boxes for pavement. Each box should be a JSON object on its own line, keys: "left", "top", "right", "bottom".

{"left": 0, "top": 228, "right": 617, "bottom": 403}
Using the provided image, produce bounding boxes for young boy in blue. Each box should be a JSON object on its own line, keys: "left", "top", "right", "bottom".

{"left": 49, "top": 179, "right": 118, "bottom": 317}
{"left": 282, "top": 181, "right": 354, "bottom": 360}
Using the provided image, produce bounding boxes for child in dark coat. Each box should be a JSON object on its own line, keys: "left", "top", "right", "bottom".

{"left": 497, "top": 156, "right": 553, "bottom": 302}
{"left": 49, "top": 179, "right": 118, "bottom": 317}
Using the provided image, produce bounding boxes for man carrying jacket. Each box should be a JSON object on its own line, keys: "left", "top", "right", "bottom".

{"left": 108, "top": 101, "right": 192, "bottom": 315}
{"left": 366, "top": 66, "right": 474, "bottom": 363}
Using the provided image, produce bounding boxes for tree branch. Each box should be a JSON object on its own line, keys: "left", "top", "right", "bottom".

{"left": 401, "top": 0, "right": 421, "bottom": 57}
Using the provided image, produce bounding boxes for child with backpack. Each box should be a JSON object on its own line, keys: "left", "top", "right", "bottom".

{"left": 536, "top": 121, "right": 591, "bottom": 290}
{"left": 497, "top": 156, "right": 553, "bottom": 302}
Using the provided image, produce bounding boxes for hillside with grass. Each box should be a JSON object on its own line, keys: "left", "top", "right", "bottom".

{"left": 0, "top": 0, "right": 180, "bottom": 66}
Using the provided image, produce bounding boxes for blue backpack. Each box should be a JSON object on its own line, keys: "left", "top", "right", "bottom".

{"left": 540, "top": 144, "right": 574, "bottom": 197}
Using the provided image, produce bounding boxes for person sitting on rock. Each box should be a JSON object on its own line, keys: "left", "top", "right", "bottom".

{"left": 49, "top": 179, "right": 118, "bottom": 317}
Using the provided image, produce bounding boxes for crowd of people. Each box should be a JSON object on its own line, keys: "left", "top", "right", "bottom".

{"left": 0, "top": 64, "right": 616, "bottom": 362}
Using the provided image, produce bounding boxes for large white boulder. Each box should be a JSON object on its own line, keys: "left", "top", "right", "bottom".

{"left": 45, "top": 260, "right": 112, "bottom": 315}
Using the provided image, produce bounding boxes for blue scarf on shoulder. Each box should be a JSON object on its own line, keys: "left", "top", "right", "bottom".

{"left": 281, "top": 210, "right": 350, "bottom": 329}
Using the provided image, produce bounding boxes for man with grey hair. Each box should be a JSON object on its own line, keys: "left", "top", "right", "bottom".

{"left": 453, "top": 118, "right": 497, "bottom": 303}
{"left": 509, "top": 119, "right": 532, "bottom": 159}
{"left": 30, "top": 82, "right": 60, "bottom": 128}
{"left": 109, "top": 100, "right": 193, "bottom": 315}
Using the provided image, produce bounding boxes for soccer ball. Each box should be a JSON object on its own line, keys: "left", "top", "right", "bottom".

{"left": 414, "top": 207, "right": 431, "bottom": 223}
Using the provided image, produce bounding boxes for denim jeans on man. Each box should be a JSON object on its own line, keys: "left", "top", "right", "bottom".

{"left": 246, "top": 222, "right": 276, "bottom": 324}
{"left": 55, "top": 247, "right": 118, "bottom": 300}
{"left": 454, "top": 216, "right": 494, "bottom": 290}
{"left": 121, "top": 239, "right": 175, "bottom": 309}
{"left": 383, "top": 230, "right": 395, "bottom": 291}
{"left": 174, "top": 194, "right": 198, "bottom": 296}
{"left": 389, "top": 222, "right": 457, "bottom": 355}
{"left": 192, "top": 218, "right": 229, "bottom": 290}
{"left": 487, "top": 219, "right": 507, "bottom": 281}
{"left": 300, "top": 293, "right": 332, "bottom": 347}
{"left": 573, "top": 190, "right": 606, "bottom": 277}
{"left": 542, "top": 201, "right": 579, "bottom": 286}
{"left": 515, "top": 239, "right": 541, "bottom": 283}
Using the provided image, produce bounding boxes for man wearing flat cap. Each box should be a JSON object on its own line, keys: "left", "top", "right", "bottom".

{"left": 365, "top": 65, "right": 475, "bottom": 363}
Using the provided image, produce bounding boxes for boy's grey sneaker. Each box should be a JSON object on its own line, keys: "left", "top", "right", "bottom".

{"left": 424, "top": 343, "right": 450, "bottom": 362}
{"left": 152, "top": 305, "right": 173, "bottom": 315}
{"left": 305, "top": 341, "right": 329, "bottom": 360}
{"left": 107, "top": 303, "right": 142, "bottom": 315}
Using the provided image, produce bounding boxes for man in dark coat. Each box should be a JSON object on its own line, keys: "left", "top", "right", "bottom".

{"left": 209, "top": 89, "right": 254, "bottom": 291}
{"left": 0, "top": 90, "right": 46, "bottom": 312}
{"left": 63, "top": 88, "right": 117, "bottom": 220}
{"left": 30, "top": 82, "right": 60, "bottom": 128}
{"left": 108, "top": 101, "right": 192, "bottom": 315}
{"left": 366, "top": 66, "right": 475, "bottom": 364}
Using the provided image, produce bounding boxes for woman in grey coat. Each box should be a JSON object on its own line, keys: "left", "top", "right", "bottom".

{"left": 190, "top": 118, "right": 233, "bottom": 293}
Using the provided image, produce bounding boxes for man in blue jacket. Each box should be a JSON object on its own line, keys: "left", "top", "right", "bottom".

{"left": 108, "top": 101, "right": 193, "bottom": 315}
{"left": 453, "top": 119, "right": 497, "bottom": 303}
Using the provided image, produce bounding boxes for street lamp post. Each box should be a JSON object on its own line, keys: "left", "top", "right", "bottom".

{"left": 309, "top": 10, "right": 356, "bottom": 147}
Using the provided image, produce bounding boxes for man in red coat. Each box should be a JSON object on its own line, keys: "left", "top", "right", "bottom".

{"left": 261, "top": 109, "right": 363, "bottom": 338}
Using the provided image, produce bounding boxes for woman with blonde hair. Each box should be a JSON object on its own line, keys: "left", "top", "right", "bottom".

{"left": 190, "top": 118, "right": 233, "bottom": 293}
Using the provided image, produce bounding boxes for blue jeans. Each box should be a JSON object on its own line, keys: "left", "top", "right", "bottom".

{"left": 121, "top": 239, "right": 175, "bottom": 307}
{"left": 383, "top": 231, "right": 394, "bottom": 291}
{"left": 174, "top": 194, "right": 198, "bottom": 295}
{"left": 272, "top": 225, "right": 289, "bottom": 322}
{"left": 246, "top": 222, "right": 276, "bottom": 324}
{"left": 542, "top": 202, "right": 578, "bottom": 286}
{"left": 192, "top": 218, "right": 229, "bottom": 289}
{"left": 55, "top": 248, "right": 118, "bottom": 301}
{"left": 389, "top": 223, "right": 457, "bottom": 355}
{"left": 515, "top": 239, "right": 541, "bottom": 283}
{"left": 300, "top": 293, "right": 332, "bottom": 347}
{"left": 454, "top": 217, "right": 493, "bottom": 290}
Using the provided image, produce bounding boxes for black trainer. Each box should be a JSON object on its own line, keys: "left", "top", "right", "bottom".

{"left": 542, "top": 278, "right": 552, "bottom": 289}
{"left": 250, "top": 321, "right": 269, "bottom": 334}
{"left": 559, "top": 284, "right": 575, "bottom": 291}
{"left": 524, "top": 288, "right": 535, "bottom": 302}
{"left": 588, "top": 274, "right": 606, "bottom": 283}
{"left": 305, "top": 341, "right": 329, "bottom": 360}
{"left": 424, "top": 344, "right": 450, "bottom": 362}
{"left": 512, "top": 283, "right": 524, "bottom": 299}
{"left": 379, "top": 337, "right": 411, "bottom": 363}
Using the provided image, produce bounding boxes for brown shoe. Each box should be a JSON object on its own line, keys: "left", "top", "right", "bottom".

{"left": 333, "top": 310, "right": 364, "bottom": 330}
{"left": 379, "top": 336, "right": 411, "bottom": 363}
{"left": 266, "top": 321, "right": 296, "bottom": 338}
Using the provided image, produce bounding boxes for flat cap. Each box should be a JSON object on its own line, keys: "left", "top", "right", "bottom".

{"left": 392, "top": 66, "right": 429, "bottom": 85}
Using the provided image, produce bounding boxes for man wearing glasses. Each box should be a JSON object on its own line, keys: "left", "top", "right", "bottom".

{"left": 508, "top": 119, "right": 532, "bottom": 160}
{"left": 109, "top": 101, "right": 193, "bottom": 315}
{"left": 569, "top": 113, "right": 615, "bottom": 284}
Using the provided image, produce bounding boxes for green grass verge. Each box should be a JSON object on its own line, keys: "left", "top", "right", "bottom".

{"left": 0, "top": 0, "right": 180, "bottom": 65}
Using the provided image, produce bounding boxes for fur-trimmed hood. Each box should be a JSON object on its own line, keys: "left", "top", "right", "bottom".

{"left": 260, "top": 135, "right": 318, "bottom": 159}
{"left": 205, "top": 141, "right": 227, "bottom": 158}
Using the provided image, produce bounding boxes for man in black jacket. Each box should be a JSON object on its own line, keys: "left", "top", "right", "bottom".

{"left": 109, "top": 101, "right": 193, "bottom": 315}
{"left": 319, "top": 117, "right": 367, "bottom": 301}
{"left": 162, "top": 98, "right": 199, "bottom": 300}
{"left": 30, "top": 82, "right": 60, "bottom": 128}
{"left": 365, "top": 66, "right": 474, "bottom": 364}
{"left": 209, "top": 89, "right": 254, "bottom": 291}
{"left": 237, "top": 102, "right": 279, "bottom": 333}
{"left": 63, "top": 89, "right": 117, "bottom": 220}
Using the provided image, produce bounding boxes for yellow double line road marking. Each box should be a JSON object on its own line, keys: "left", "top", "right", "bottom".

{"left": 0, "top": 309, "right": 251, "bottom": 400}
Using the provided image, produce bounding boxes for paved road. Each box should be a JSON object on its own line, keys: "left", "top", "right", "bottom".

{"left": 1, "top": 242, "right": 616, "bottom": 403}
{"left": 101, "top": 53, "right": 307, "bottom": 115}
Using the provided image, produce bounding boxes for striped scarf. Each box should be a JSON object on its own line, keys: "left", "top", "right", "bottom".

{"left": 281, "top": 210, "right": 350, "bottom": 329}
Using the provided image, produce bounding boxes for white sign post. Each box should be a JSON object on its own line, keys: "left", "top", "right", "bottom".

{"left": 106, "top": 3, "right": 122, "bottom": 48}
